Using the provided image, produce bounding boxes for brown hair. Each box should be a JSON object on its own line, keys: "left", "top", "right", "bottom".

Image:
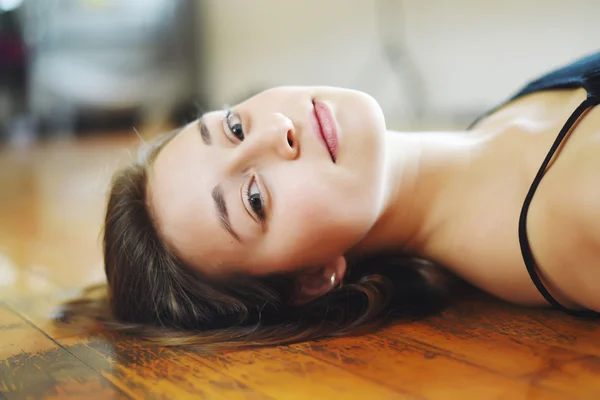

{"left": 54, "top": 130, "right": 452, "bottom": 352}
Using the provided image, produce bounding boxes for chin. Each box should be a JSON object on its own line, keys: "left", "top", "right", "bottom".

{"left": 345, "top": 88, "right": 387, "bottom": 160}
{"left": 330, "top": 88, "right": 388, "bottom": 226}
{"left": 343, "top": 88, "right": 386, "bottom": 139}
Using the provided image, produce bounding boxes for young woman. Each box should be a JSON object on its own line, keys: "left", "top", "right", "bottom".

{"left": 58, "top": 51, "right": 600, "bottom": 351}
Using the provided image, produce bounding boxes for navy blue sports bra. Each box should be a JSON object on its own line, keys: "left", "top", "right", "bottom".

{"left": 470, "top": 51, "right": 600, "bottom": 317}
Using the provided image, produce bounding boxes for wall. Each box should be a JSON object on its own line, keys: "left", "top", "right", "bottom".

{"left": 197, "top": 0, "right": 600, "bottom": 128}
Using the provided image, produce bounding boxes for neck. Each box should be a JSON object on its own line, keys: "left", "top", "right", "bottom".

{"left": 349, "top": 129, "right": 480, "bottom": 261}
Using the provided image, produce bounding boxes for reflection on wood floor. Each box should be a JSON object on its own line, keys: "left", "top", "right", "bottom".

{"left": 1, "top": 133, "right": 600, "bottom": 399}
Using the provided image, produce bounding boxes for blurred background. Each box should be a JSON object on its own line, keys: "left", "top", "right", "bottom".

{"left": 0, "top": 0, "right": 599, "bottom": 146}
{"left": 0, "top": 0, "right": 198, "bottom": 145}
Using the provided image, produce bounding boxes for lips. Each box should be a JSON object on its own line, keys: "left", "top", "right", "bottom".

{"left": 310, "top": 100, "right": 338, "bottom": 162}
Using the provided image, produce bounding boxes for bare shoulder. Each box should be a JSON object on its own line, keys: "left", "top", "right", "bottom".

{"left": 530, "top": 125, "right": 600, "bottom": 311}
{"left": 555, "top": 111, "right": 600, "bottom": 241}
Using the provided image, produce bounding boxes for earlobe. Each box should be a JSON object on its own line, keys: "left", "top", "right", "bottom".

{"left": 291, "top": 256, "right": 347, "bottom": 305}
{"left": 328, "top": 256, "right": 346, "bottom": 288}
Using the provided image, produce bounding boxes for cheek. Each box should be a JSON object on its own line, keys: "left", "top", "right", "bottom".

{"left": 263, "top": 178, "right": 372, "bottom": 268}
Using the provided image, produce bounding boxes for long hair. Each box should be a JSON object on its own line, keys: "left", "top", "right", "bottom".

{"left": 54, "top": 130, "right": 453, "bottom": 353}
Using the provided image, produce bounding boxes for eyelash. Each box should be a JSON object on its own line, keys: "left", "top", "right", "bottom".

{"left": 244, "top": 175, "right": 266, "bottom": 223}
{"left": 224, "top": 108, "right": 245, "bottom": 142}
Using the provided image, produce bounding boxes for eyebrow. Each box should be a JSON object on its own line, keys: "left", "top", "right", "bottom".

{"left": 199, "top": 117, "right": 212, "bottom": 145}
{"left": 211, "top": 185, "right": 241, "bottom": 242}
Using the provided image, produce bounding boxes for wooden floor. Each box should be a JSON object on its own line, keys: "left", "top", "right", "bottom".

{"left": 1, "top": 133, "right": 600, "bottom": 400}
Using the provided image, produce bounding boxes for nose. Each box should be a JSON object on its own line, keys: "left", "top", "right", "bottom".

{"left": 227, "top": 112, "right": 299, "bottom": 171}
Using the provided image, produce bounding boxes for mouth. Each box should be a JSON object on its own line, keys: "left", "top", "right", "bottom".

{"left": 310, "top": 100, "right": 338, "bottom": 162}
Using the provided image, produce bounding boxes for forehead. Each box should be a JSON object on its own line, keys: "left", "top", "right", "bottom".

{"left": 148, "top": 122, "right": 229, "bottom": 269}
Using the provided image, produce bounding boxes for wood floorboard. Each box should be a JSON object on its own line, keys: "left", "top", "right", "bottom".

{"left": 293, "top": 330, "right": 565, "bottom": 399}
{"left": 0, "top": 303, "right": 129, "bottom": 399}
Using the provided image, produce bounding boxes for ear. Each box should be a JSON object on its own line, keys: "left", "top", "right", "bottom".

{"left": 291, "top": 256, "right": 347, "bottom": 305}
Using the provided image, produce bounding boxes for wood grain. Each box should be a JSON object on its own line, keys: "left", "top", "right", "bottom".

{"left": 1, "top": 133, "right": 600, "bottom": 399}
{"left": 0, "top": 304, "right": 127, "bottom": 399}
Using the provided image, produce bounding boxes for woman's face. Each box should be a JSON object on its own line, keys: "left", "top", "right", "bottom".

{"left": 149, "top": 86, "right": 387, "bottom": 277}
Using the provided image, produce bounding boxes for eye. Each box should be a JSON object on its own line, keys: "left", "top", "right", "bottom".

{"left": 225, "top": 110, "right": 245, "bottom": 142}
{"left": 245, "top": 176, "right": 265, "bottom": 222}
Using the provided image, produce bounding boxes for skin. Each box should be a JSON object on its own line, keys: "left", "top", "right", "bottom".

{"left": 149, "top": 86, "right": 600, "bottom": 311}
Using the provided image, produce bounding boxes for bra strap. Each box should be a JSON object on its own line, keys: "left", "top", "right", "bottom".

{"left": 518, "top": 96, "right": 600, "bottom": 318}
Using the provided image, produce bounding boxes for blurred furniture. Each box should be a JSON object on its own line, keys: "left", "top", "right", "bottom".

{"left": 22, "top": 0, "right": 198, "bottom": 136}
{"left": 0, "top": 9, "right": 28, "bottom": 140}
